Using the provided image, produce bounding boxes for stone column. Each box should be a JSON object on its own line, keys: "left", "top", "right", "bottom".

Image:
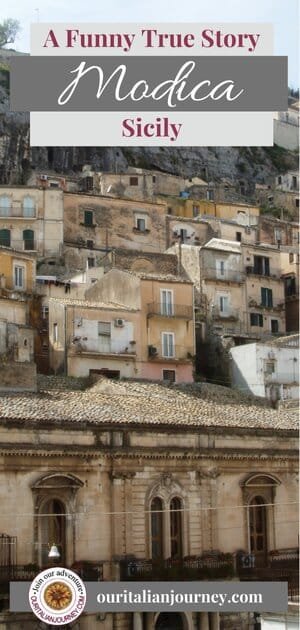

{"left": 198, "top": 612, "right": 209, "bottom": 630}
{"left": 133, "top": 611, "right": 143, "bottom": 630}
{"left": 210, "top": 612, "right": 220, "bottom": 630}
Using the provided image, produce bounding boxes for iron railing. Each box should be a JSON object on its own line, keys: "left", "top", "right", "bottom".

{"left": 147, "top": 303, "right": 193, "bottom": 320}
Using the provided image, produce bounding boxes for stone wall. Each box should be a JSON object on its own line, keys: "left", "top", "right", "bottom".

{"left": 0, "top": 361, "right": 37, "bottom": 392}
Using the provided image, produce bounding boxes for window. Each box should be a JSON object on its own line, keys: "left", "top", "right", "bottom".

{"left": 152, "top": 176, "right": 156, "bottom": 183}
{"left": 86, "top": 240, "right": 94, "bottom": 249}
{"left": 53, "top": 323, "right": 58, "bottom": 343}
{"left": 23, "top": 229, "right": 34, "bottom": 250}
{"left": 149, "top": 490, "right": 184, "bottom": 561}
{"left": 129, "top": 176, "right": 139, "bottom": 186}
{"left": 261, "top": 287, "right": 273, "bottom": 308}
{"left": 249, "top": 496, "right": 267, "bottom": 561}
{"left": 87, "top": 257, "right": 95, "bottom": 268}
{"left": 0, "top": 195, "right": 10, "bottom": 216}
{"left": 162, "top": 333, "right": 175, "bottom": 358}
{"left": 284, "top": 275, "right": 296, "bottom": 297}
{"left": 271, "top": 319, "right": 279, "bottom": 333}
{"left": 216, "top": 260, "right": 226, "bottom": 278}
{"left": 163, "top": 369, "right": 176, "bottom": 383}
{"left": 170, "top": 497, "right": 183, "bottom": 559}
{"left": 296, "top": 199, "right": 299, "bottom": 208}
{"left": 265, "top": 360, "right": 276, "bottom": 375}
{"left": 253, "top": 256, "right": 270, "bottom": 276}
{"left": 193, "top": 206, "right": 199, "bottom": 218}
{"left": 0, "top": 228, "right": 11, "bottom": 247}
{"left": 250, "top": 313, "right": 263, "bottom": 327}
{"left": 236, "top": 232, "right": 242, "bottom": 242}
{"left": 277, "top": 176, "right": 282, "bottom": 185}
{"left": 14, "top": 265, "right": 24, "bottom": 289}
{"left": 289, "top": 253, "right": 294, "bottom": 263}
{"left": 136, "top": 217, "right": 146, "bottom": 232}
{"left": 292, "top": 176, "right": 297, "bottom": 189}
{"left": 23, "top": 196, "right": 35, "bottom": 217}
{"left": 160, "top": 289, "right": 174, "bottom": 316}
{"left": 42, "top": 305, "right": 49, "bottom": 320}
{"left": 84, "top": 210, "right": 93, "bottom": 226}
{"left": 219, "top": 295, "right": 229, "bottom": 315}
{"left": 151, "top": 497, "right": 163, "bottom": 560}
{"left": 207, "top": 189, "right": 214, "bottom": 200}
{"left": 39, "top": 499, "right": 66, "bottom": 566}
{"left": 98, "top": 321, "right": 111, "bottom": 352}
{"left": 274, "top": 229, "right": 281, "bottom": 243}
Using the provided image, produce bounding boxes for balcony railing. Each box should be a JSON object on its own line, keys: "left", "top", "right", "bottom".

{"left": 236, "top": 549, "right": 299, "bottom": 584}
{"left": 147, "top": 303, "right": 193, "bottom": 320}
{"left": 148, "top": 344, "right": 194, "bottom": 361}
{"left": 0, "top": 204, "right": 36, "bottom": 218}
{"left": 248, "top": 297, "right": 285, "bottom": 311}
{"left": 120, "top": 554, "right": 235, "bottom": 581}
{"left": 69, "top": 338, "right": 136, "bottom": 357}
{"left": 203, "top": 269, "right": 245, "bottom": 284}
{"left": 120, "top": 548, "right": 299, "bottom": 586}
{"left": 212, "top": 306, "right": 239, "bottom": 321}
{"left": 246, "top": 266, "right": 281, "bottom": 279}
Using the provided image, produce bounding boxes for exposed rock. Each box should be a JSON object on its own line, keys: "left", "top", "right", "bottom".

{"left": 0, "top": 51, "right": 298, "bottom": 187}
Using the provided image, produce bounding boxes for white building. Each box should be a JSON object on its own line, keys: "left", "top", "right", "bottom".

{"left": 275, "top": 171, "right": 299, "bottom": 193}
{"left": 230, "top": 335, "right": 299, "bottom": 402}
{"left": 273, "top": 101, "right": 299, "bottom": 151}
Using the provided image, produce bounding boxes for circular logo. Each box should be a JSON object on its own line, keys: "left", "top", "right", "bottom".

{"left": 29, "top": 567, "right": 86, "bottom": 625}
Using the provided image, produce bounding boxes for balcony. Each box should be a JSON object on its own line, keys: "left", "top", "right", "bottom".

{"left": 248, "top": 297, "right": 285, "bottom": 311}
{"left": 246, "top": 266, "right": 281, "bottom": 279}
{"left": 203, "top": 269, "right": 245, "bottom": 284}
{"left": 236, "top": 549, "right": 299, "bottom": 586}
{"left": 119, "top": 548, "right": 299, "bottom": 589}
{"left": 0, "top": 561, "right": 104, "bottom": 596}
{"left": 69, "top": 339, "right": 137, "bottom": 359}
{"left": 147, "top": 303, "right": 193, "bottom": 320}
{"left": 120, "top": 554, "right": 235, "bottom": 581}
{"left": 148, "top": 344, "right": 194, "bottom": 361}
{"left": 0, "top": 204, "right": 36, "bottom": 218}
{"left": 212, "top": 306, "right": 239, "bottom": 321}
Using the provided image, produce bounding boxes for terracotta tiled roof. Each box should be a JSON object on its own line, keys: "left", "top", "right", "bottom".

{"left": 0, "top": 377, "right": 297, "bottom": 431}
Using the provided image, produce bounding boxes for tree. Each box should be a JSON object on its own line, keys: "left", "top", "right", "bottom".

{"left": 0, "top": 18, "right": 20, "bottom": 49}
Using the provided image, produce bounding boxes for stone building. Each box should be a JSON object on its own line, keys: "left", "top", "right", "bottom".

{"left": 280, "top": 250, "right": 299, "bottom": 333}
{"left": 48, "top": 260, "right": 195, "bottom": 383}
{"left": 0, "top": 186, "right": 64, "bottom": 256}
{"left": 0, "top": 376, "right": 298, "bottom": 629}
{"left": 0, "top": 246, "right": 36, "bottom": 391}
{"left": 230, "top": 334, "right": 299, "bottom": 402}
{"left": 63, "top": 192, "right": 168, "bottom": 270}
{"left": 273, "top": 100, "right": 299, "bottom": 150}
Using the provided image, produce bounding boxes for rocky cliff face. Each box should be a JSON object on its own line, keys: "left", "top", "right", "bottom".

{"left": 0, "top": 51, "right": 298, "bottom": 186}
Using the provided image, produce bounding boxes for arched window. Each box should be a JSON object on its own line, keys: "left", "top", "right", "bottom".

{"left": 23, "top": 196, "right": 35, "bottom": 217}
{"left": 249, "top": 496, "right": 267, "bottom": 564}
{"left": 39, "top": 498, "right": 66, "bottom": 567}
{"left": 23, "top": 229, "right": 34, "bottom": 250}
{"left": 0, "top": 229, "right": 11, "bottom": 247}
{"left": 31, "top": 473, "right": 83, "bottom": 567}
{"left": 0, "top": 195, "right": 10, "bottom": 217}
{"left": 170, "top": 497, "right": 183, "bottom": 559}
{"left": 151, "top": 497, "right": 163, "bottom": 560}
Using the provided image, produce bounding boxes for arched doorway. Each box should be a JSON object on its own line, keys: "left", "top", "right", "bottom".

{"left": 155, "top": 613, "right": 184, "bottom": 630}
{"left": 39, "top": 498, "right": 66, "bottom": 566}
{"left": 249, "top": 496, "right": 267, "bottom": 566}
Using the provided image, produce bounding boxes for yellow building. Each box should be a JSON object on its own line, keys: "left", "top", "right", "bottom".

{"left": 163, "top": 197, "right": 260, "bottom": 223}
{"left": 0, "top": 186, "right": 64, "bottom": 256}
{"left": 0, "top": 246, "right": 36, "bottom": 391}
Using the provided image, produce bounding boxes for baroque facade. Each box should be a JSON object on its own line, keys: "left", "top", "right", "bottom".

{"left": 0, "top": 376, "right": 298, "bottom": 629}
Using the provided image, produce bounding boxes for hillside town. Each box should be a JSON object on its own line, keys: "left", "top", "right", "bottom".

{"left": 0, "top": 163, "right": 299, "bottom": 630}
